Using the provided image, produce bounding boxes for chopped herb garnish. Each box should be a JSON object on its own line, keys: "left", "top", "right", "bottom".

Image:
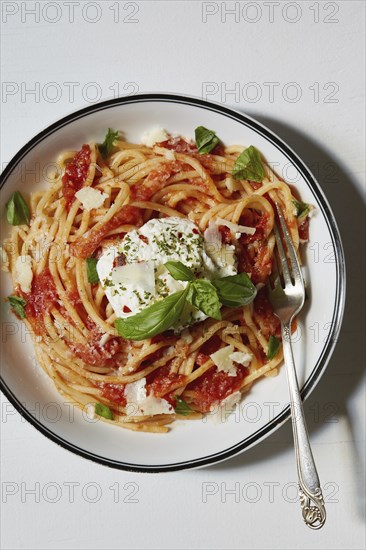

{"left": 174, "top": 396, "right": 194, "bottom": 416}
{"left": 195, "top": 126, "right": 220, "bottom": 154}
{"left": 293, "top": 199, "right": 310, "bottom": 218}
{"left": 86, "top": 257, "right": 99, "bottom": 284}
{"left": 8, "top": 295, "right": 27, "bottom": 319}
{"left": 165, "top": 261, "right": 194, "bottom": 281}
{"left": 6, "top": 191, "right": 30, "bottom": 226}
{"left": 267, "top": 335, "right": 280, "bottom": 360}
{"left": 232, "top": 145, "right": 265, "bottom": 182}
{"left": 115, "top": 288, "right": 189, "bottom": 341}
{"left": 188, "top": 279, "right": 221, "bottom": 320}
{"left": 213, "top": 272, "right": 257, "bottom": 307}
{"left": 98, "top": 128, "right": 119, "bottom": 158}
{"left": 95, "top": 403, "right": 114, "bottom": 420}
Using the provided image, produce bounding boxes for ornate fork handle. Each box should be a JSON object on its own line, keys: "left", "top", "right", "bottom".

{"left": 282, "top": 323, "right": 326, "bottom": 529}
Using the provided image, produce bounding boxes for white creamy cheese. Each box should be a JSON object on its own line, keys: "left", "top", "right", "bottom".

{"left": 14, "top": 255, "right": 33, "bottom": 293}
{"left": 75, "top": 187, "right": 108, "bottom": 211}
{"left": 141, "top": 128, "right": 169, "bottom": 147}
{"left": 97, "top": 217, "right": 237, "bottom": 328}
{"left": 124, "top": 377, "right": 174, "bottom": 416}
{"left": 203, "top": 222, "right": 237, "bottom": 277}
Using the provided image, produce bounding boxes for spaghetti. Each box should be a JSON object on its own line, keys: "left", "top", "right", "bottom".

{"left": 2, "top": 128, "right": 311, "bottom": 432}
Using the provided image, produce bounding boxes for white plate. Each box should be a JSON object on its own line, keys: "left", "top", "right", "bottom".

{"left": 0, "top": 94, "right": 345, "bottom": 472}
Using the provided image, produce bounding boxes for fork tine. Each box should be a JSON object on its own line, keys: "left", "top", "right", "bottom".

{"left": 273, "top": 222, "right": 292, "bottom": 286}
{"left": 275, "top": 204, "right": 304, "bottom": 287}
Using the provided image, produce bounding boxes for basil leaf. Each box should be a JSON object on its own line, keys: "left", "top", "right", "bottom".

{"left": 213, "top": 272, "right": 257, "bottom": 307}
{"left": 293, "top": 199, "right": 310, "bottom": 218}
{"left": 195, "top": 126, "right": 220, "bottom": 154}
{"left": 86, "top": 257, "right": 99, "bottom": 284}
{"left": 174, "top": 396, "right": 194, "bottom": 416}
{"left": 95, "top": 403, "right": 114, "bottom": 420}
{"left": 165, "top": 261, "right": 194, "bottom": 281}
{"left": 98, "top": 128, "right": 119, "bottom": 158}
{"left": 232, "top": 145, "right": 265, "bottom": 182}
{"left": 6, "top": 191, "right": 30, "bottom": 226}
{"left": 115, "top": 288, "right": 189, "bottom": 341}
{"left": 267, "top": 335, "right": 280, "bottom": 360}
{"left": 188, "top": 279, "right": 221, "bottom": 320}
{"left": 8, "top": 295, "right": 27, "bottom": 319}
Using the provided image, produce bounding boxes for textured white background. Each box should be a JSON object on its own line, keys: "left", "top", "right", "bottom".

{"left": 1, "top": 1, "right": 365, "bottom": 549}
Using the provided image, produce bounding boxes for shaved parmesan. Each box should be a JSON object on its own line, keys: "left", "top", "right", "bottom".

{"left": 14, "top": 255, "right": 33, "bottom": 293}
{"left": 210, "top": 345, "right": 237, "bottom": 376}
{"left": 224, "top": 176, "right": 242, "bottom": 193}
{"left": 99, "top": 333, "right": 111, "bottom": 347}
{"left": 229, "top": 351, "right": 253, "bottom": 366}
{"left": 210, "top": 346, "right": 253, "bottom": 377}
{"left": 85, "top": 403, "right": 96, "bottom": 420}
{"left": 75, "top": 187, "right": 108, "bottom": 211}
{"left": 221, "top": 390, "right": 242, "bottom": 409}
{"left": 0, "top": 246, "right": 9, "bottom": 272}
{"left": 215, "top": 218, "right": 256, "bottom": 236}
{"left": 124, "top": 378, "right": 174, "bottom": 417}
{"left": 210, "top": 391, "right": 242, "bottom": 423}
{"left": 164, "top": 149, "right": 175, "bottom": 160}
{"left": 142, "top": 128, "right": 168, "bottom": 147}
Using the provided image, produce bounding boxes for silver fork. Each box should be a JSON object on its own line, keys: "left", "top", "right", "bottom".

{"left": 268, "top": 204, "right": 326, "bottom": 530}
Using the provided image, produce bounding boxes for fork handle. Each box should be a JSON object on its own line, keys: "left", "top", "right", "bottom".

{"left": 281, "top": 322, "right": 326, "bottom": 529}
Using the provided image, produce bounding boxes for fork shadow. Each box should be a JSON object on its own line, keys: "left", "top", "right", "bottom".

{"left": 207, "top": 114, "right": 365, "bottom": 517}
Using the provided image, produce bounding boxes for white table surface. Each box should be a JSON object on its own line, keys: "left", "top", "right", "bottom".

{"left": 1, "top": 1, "right": 365, "bottom": 549}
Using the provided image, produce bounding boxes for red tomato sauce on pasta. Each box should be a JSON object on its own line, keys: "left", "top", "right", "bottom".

{"left": 62, "top": 144, "right": 91, "bottom": 209}
{"left": 187, "top": 365, "right": 248, "bottom": 413}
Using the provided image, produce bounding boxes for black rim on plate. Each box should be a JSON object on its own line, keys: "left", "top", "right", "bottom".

{"left": 0, "top": 93, "right": 346, "bottom": 473}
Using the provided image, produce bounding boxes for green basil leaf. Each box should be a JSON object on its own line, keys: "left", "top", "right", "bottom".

{"left": 188, "top": 279, "right": 221, "bottom": 320}
{"left": 195, "top": 126, "right": 220, "bottom": 154}
{"left": 232, "top": 145, "right": 265, "bottom": 182}
{"left": 98, "top": 128, "right": 119, "bottom": 158}
{"left": 174, "top": 396, "right": 194, "bottom": 416}
{"left": 6, "top": 191, "right": 30, "bottom": 226}
{"left": 8, "top": 295, "right": 27, "bottom": 319}
{"left": 95, "top": 403, "right": 114, "bottom": 420}
{"left": 115, "top": 288, "right": 189, "bottom": 341}
{"left": 213, "top": 272, "right": 257, "bottom": 307}
{"left": 267, "top": 335, "right": 280, "bottom": 360}
{"left": 86, "top": 257, "right": 100, "bottom": 284}
{"left": 165, "top": 260, "right": 194, "bottom": 281}
{"left": 293, "top": 199, "right": 310, "bottom": 218}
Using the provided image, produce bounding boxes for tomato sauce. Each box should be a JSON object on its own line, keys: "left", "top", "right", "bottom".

{"left": 99, "top": 383, "right": 126, "bottom": 406}
{"left": 24, "top": 268, "right": 58, "bottom": 332}
{"left": 239, "top": 211, "right": 269, "bottom": 244}
{"left": 187, "top": 365, "right": 248, "bottom": 413}
{"left": 70, "top": 205, "right": 143, "bottom": 258}
{"left": 218, "top": 225, "right": 232, "bottom": 244}
{"left": 62, "top": 145, "right": 91, "bottom": 209}
{"left": 196, "top": 334, "right": 222, "bottom": 367}
{"left": 146, "top": 365, "right": 186, "bottom": 399}
{"left": 160, "top": 137, "right": 197, "bottom": 154}
{"left": 237, "top": 242, "right": 272, "bottom": 285}
{"left": 298, "top": 217, "right": 309, "bottom": 241}
{"left": 130, "top": 161, "right": 182, "bottom": 201}
{"left": 71, "top": 337, "right": 120, "bottom": 367}
{"left": 253, "top": 287, "right": 281, "bottom": 339}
